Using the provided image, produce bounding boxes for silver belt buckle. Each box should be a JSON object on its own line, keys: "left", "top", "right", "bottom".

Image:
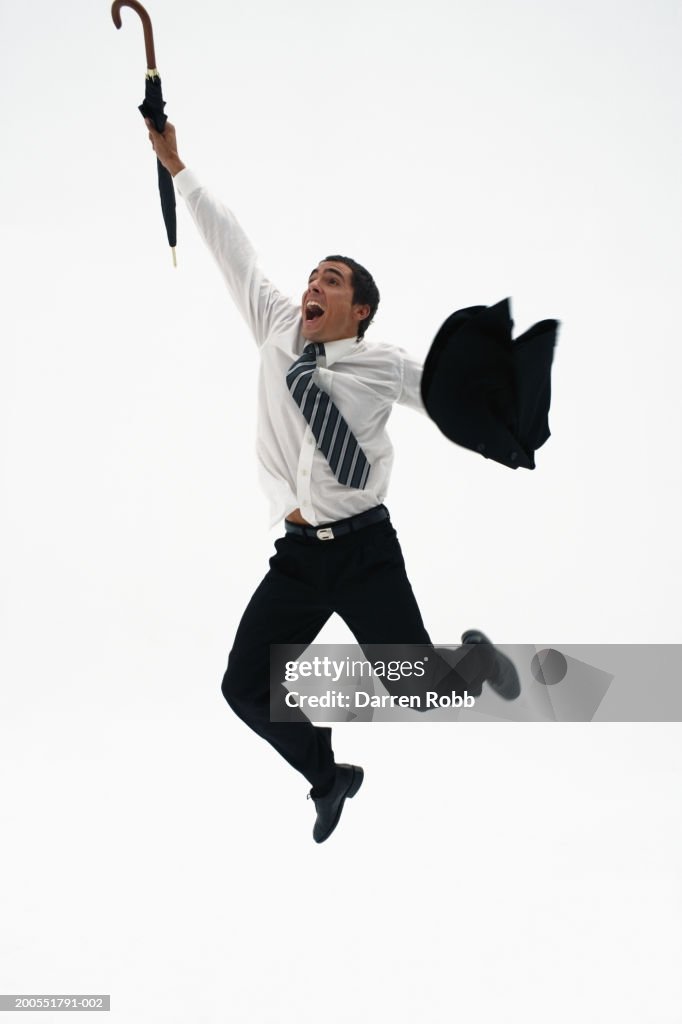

{"left": 316, "top": 527, "right": 335, "bottom": 541}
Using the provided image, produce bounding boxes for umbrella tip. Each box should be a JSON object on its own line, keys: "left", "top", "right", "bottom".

{"left": 171, "top": 247, "right": 177, "bottom": 268}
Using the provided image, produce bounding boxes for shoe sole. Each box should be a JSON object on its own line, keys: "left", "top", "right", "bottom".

{"left": 490, "top": 650, "right": 521, "bottom": 700}
{"left": 314, "top": 766, "right": 364, "bottom": 844}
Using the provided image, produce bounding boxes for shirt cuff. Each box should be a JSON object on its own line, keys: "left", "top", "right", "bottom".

{"left": 174, "top": 167, "right": 203, "bottom": 198}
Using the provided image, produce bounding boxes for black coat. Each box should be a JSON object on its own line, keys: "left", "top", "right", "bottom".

{"left": 420, "top": 297, "right": 559, "bottom": 469}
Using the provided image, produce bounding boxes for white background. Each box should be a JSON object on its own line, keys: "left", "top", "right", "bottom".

{"left": 1, "top": 0, "right": 681, "bottom": 1021}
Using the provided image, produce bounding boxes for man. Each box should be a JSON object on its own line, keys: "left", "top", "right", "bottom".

{"left": 145, "top": 120, "right": 519, "bottom": 843}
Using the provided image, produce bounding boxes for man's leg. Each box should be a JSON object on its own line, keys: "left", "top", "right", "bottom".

{"left": 331, "top": 519, "right": 492, "bottom": 702}
{"left": 221, "top": 536, "right": 336, "bottom": 792}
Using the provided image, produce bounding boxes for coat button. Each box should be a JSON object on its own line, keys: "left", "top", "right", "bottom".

{"left": 476, "top": 442, "right": 486, "bottom": 453}
{"left": 509, "top": 451, "right": 518, "bottom": 462}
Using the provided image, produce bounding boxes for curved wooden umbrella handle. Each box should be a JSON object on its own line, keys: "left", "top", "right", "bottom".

{"left": 111, "top": 0, "right": 157, "bottom": 70}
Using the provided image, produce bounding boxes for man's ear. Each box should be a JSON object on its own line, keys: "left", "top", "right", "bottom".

{"left": 354, "top": 304, "right": 371, "bottom": 323}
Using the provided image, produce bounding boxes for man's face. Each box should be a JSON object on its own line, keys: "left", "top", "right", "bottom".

{"left": 301, "top": 261, "right": 370, "bottom": 342}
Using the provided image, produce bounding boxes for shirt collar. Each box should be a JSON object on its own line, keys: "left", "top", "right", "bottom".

{"left": 319, "top": 336, "right": 359, "bottom": 368}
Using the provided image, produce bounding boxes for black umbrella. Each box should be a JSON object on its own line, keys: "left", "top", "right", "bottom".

{"left": 421, "top": 297, "right": 559, "bottom": 469}
{"left": 112, "top": 0, "right": 177, "bottom": 265}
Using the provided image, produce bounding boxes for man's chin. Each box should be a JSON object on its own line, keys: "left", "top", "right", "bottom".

{"left": 302, "top": 324, "right": 325, "bottom": 341}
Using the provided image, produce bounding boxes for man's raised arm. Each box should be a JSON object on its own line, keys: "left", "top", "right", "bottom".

{"left": 145, "top": 120, "right": 297, "bottom": 348}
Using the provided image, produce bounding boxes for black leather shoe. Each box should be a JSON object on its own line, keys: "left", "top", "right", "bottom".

{"left": 461, "top": 630, "right": 521, "bottom": 700}
{"left": 309, "top": 764, "right": 364, "bottom": 843}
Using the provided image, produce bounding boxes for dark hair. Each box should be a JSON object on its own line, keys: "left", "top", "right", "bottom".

{"left": 324, "top": 255, "right": 380, "bottom": 340}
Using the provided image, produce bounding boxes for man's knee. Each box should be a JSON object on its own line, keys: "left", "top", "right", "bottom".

{"left": 220, "top": 647, "right": 268, "bottom": 718}
{"left": 221, "top": 652, "right": 248, "bottom": 714}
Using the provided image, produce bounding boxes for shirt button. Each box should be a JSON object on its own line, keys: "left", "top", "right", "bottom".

{"left": 301, "top": 469, "right": 308, "bottom": 476}
{"left": 308, "top": 436, "right": 314, "bottom": 444}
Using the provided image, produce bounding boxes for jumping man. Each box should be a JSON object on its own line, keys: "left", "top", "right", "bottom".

{"left": 145, "top": 120, "right": 519, "bottom": 843}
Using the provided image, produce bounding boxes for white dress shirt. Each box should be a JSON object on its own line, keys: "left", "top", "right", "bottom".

{"left": 175, "top": 168, "right": 426, "bottom": 527}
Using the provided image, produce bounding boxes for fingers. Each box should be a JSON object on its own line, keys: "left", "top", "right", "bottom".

{"left": 144, "top": 117, "right": 174, "bottom": 134}
{"left": 144, "top": 118, "right": 161, "bottom": 154}
{"left": 143, "top": 118, "right": 179, "bottom": 168}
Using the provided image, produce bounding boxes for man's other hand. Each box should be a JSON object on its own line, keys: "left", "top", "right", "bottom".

{"left": 145, "top": 119, "right": 186, "bottom": 177}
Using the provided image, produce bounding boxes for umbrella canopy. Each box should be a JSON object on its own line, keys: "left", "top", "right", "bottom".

{"left": 112, "top": 0, "right": 177, "bottom": 264}
{"left": 421, "top": 297, "right": 559, "bottom": 469}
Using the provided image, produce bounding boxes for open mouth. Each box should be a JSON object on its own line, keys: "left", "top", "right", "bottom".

{"left": 305, "top": 301, "right": 326, "bottom": 323}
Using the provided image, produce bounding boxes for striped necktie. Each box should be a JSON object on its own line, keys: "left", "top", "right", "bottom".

{"left": 286, "top": 343, "right": 371, "bottom": 489}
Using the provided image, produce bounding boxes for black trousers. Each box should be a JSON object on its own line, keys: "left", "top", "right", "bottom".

{"left": 221, "top": 511, "right": 489, "bottom": 791}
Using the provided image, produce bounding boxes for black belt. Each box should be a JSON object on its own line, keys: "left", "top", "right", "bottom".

{"left": 284, "top": 505, "right": 389, "bottom": 541}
